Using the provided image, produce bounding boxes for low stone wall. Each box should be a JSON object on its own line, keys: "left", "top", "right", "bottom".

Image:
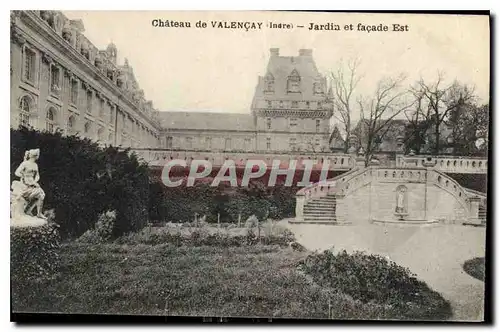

{"left": 296, "top": 166, "right": 480, "bottom": 225}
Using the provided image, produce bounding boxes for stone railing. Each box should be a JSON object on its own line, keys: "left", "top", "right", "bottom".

{"left": 398, "top": 155, "right": 488, "bottom": 174}
{"left": 295, "top": 165, "right": 483, "bottom": 225}
{"left": 426, "top": 169, "right": 471, "bottom": 213}
{"left": 129, "top": 148, "right": 355, "bottom": 170}
{"left": 295, "top": 167, "right": 367, "bottom": 222}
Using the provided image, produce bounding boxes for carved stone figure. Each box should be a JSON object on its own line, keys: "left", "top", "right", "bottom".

{"left": 11, "top": 149, "right": 47, "bottom": 223}
{"left": 395, "top": 185, "right": 407, "bottom": 215}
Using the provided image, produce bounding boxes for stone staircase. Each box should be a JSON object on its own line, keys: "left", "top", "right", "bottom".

{"left": 302, "top": 194, "right": 337, "bottom": 223}
{"left": 478, "top": 204, "right": 487, "bottom": 224}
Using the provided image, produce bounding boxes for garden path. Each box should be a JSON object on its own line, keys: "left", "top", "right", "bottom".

{"left": 286, "top": 222, "right": 486, "bottom": 321}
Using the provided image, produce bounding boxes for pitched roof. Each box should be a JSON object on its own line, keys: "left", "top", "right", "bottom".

{"left": 158, "top": 111, "right": 255, "bottom": 131}
{"left": 252, "top": 49, "right": 329, "bottom": 104}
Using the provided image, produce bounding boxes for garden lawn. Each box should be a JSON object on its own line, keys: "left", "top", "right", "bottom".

{"left": 13, "top": 241, "right": 448, "bottom": 320}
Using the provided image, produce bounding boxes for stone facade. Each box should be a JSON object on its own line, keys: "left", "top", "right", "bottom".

{"left": 158, "top": 48, "right": 334, "bottom": 153}
{"left": 10, "top": 10, "right": 161, "bottom": 148}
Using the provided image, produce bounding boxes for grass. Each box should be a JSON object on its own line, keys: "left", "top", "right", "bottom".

{"left": 463, "top": 257, "right": 485, "bottom": 281}
{"left": 12, "top": 224, "right": 453, "bottom": 320}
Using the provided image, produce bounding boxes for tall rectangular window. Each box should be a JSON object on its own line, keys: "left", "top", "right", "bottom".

{"left": 244, "top": 138, "right": 251, "bottom": 150}
{"left": 316, "top": 119, "right": 321, "bottom": 132}
{"left": 290, "top": 118, "right": 298, "bottom": 128}
{"left": 266, "top": 137, "right": 271, "bottom": 150}
{"left": 99, "top": 99, "right": 105, "bottom": 118}
{"left": 225, "top": 138, "right": 231, "bottom": 150}
{"left": 166, "top": 136, "right": 173, "bottom": 148}
{"left": 186, "top": 137, "right": 193, "bottom": 149}
{"left": 267, "top": 118, "right": 272, "bottom": 130}
{"left": 50, "top": 65, "right": 60, "bottom": 95}
{"left": 70, "top": 80, "right": 78, "bottom": 105}
{"left": 24, "top": 48, "right": 36, "bottom": 83}
{"left": 206, "top": 137, "right": 212, "bottom": 149}
{"left": 109, "top": 106, "right": 114, "bottom": 124}
{"left": 86, "top": 90, "right": 93, "bottom": 113}
{"left": 289, "top": 138, "right": 297, "bottom": 150}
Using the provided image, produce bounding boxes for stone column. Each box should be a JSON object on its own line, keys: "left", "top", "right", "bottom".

{"left": 295, "top": 193, "right": 305, "bottom": 222}
{"left": 468, "top": 197, "right": 481, "bottom": 225}
{"left": 334, "top": 193, "right": 349, "bottom": 224}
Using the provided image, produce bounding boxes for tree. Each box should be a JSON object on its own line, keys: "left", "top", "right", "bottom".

{"left": 357, "top": 75, "right": 414, "bottom": 166}
{"left": 446, "top": 102, "right": 489, "bottom": 156}
{"left": 403, "top": 86, "right": 434, "bottom": 154}
{"left": 329, "top": 58, "right": 362, "bottom": 153}
{"left": 413, "top": 73, "right": 475, "bottom": 154}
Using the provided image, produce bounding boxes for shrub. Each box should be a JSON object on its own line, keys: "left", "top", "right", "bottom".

{"left": 148, "top": 178, "right": 297, "bottom": 224}
{"left": 298, "top": 250, "right": 452, "bottom": 320}
{"left": 463, "top": 257, "right": 485, "bottom": 281}
{"left": 11, "top": 127, "right": 150, "bottom": 239}
{"left": 78, "top": 211, "right": 117, "bottom": 244}
{"left": 11, "top": 223, "right": 61, "bottom": 307}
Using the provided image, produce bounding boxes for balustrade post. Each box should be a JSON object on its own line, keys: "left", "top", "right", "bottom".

{"left": 334, "top": 193, "right": 348, "bottom": 224}
{"left": 467, "top": 196, "right": 481, "bottom": 225}
{"left": 295, "top": 193, "right": 305, "bottom": 222}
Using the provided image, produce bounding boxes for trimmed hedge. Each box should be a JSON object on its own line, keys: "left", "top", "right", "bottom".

{"left": 148, "top": 179, "right": 297, "bottom": 224}
{"left": 11, "top": 223, "right": 61, "bottom": 308}
{"left": 11, "top": 127, "right": 149, "bottom": 239}
{"left": 298, "top": 250, "right": 453, "bottom": 320}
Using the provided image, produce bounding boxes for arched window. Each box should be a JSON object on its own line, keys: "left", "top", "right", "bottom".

{"left": 19, "top": 95, "right": 32, "bottom": 127}
{"left": 84, "top": 121, "right": 92, "bottom": 135}
{"left": 287, "top": 69, "right": 301, "bottom": 93}
{"left": 97, "top": 127, "right": 104, "bottom": 141}
{"left": 46, "top": 107, "right": 56, "bottom": 132}
{"left": 67, "top": 115, "right": 75, "bottom": 134}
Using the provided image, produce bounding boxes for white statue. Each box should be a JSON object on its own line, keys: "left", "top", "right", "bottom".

{"left": 395, "top": 186, "right": 407, "bottom": 214}
{"left": 11, "top": 149, "right": 47, "bottom": 226}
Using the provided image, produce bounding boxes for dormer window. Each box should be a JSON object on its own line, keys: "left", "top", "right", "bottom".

{"left": 264, "top": 72, "right": 274, "bottom": 93}
{"left": 287, "top": 69, "right": 301, "bottom": 93}
{"left": 313, "top": 82, "right": 324, "bottom": 95}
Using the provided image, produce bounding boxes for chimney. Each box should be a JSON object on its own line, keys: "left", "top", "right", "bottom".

{"left": 299, "top": 49, "right": 313, "bottom": 56}
{"left": 270, "top": 48, "right": 280, "bottom": 56}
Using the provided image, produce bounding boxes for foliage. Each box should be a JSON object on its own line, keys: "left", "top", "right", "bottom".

{"left": 463, "top": 257, "right": 485, "bottom": 281}
{"left": 78, "top": 211, "right": 117, "bottom": 244}
{"left": 148, "top": 179, "right": 297, "bottom": 224}
{"left": 11, "top": 223, "right": 61, "bottom": 307}
{"left": 298, "top": 249, "right": 452, "bottom": 320}
{"left": 115, "top": 223, "right": 297, "bottom": 248}
{"left": 12, "top": 240, "right": 453, "bottom": 320}
{"left": 11, "top": 127, "right": 150, "bottom": 239}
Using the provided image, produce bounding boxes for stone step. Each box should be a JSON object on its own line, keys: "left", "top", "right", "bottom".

{"left": 304, "top": 210, "right": 336, "bottom": 214}
{"left": 304, "top": 211, "right": 337, "bottom": 216}
{"left": 304, "top": 217, "right": 338, "bottom": 222}
{"left": 306, "top": 204, "right": 336, "bottom": 209}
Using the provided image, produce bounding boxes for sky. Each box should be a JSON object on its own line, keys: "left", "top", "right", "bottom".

{"left": 63, "top": 11, "right": 490, "bottom": 119}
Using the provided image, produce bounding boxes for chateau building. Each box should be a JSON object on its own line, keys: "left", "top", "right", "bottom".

{"left": 159, "top": 48, "right": 334, "bottom": 153}
{"left": 10, "top": 10, "right": 161, "bottom": 148}
{"left": 10, "top": 11, "right": 333, "bottom": 155}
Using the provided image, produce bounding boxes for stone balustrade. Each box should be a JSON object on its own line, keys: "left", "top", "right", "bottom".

{"left": 296, "top": 165, "right": 483, "bottom": 225}
{"left": 398, "top": 155, "right": 487, "bottom": 174}
{"left": 129, "top": 148, "right": 355, "bottom": 170}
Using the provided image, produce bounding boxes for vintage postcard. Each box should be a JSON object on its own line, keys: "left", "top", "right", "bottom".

{"left": 10, "top": 10, "right": 489, "bottom": 322}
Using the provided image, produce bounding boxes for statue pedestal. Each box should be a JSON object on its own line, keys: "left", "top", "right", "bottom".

{"left": 10, "top": 215, "right": 47, "bottom": 228}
